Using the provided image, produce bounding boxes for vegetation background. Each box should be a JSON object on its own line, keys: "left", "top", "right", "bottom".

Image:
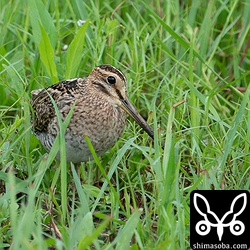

{"left": 0, "top": 0, "right": 249, "bottom": 249}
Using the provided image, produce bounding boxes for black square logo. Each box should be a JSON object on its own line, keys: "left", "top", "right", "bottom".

{"left": 190, "top": 190, "right": 249, "bottom": 250}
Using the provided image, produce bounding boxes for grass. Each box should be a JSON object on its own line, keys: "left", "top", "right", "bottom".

{"left": 0, "top": 0, "right": 250, "bottom": 249}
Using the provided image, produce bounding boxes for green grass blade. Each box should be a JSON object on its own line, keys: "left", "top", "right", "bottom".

{"left": 91, "top": 138, "right": 136, "bottom": 213}
{"left": 111, "top": 209, "right": 142, "bottom": 250}
{"left": 84, "top": 135, "right": 125, "bottom": 213}
{"left": 39, "top": 25, "right": 58, "bottom": 83}
{"left": 65, "top": 21, "right": 89, "bottom": 78}
{"left": 77, "top": 215, "right": 110, "bottom": 250}
{"left": 56, "top": 102, "right": 76, "bottom": 223}
{"left": 28, "top": 0, "right": 57, "bottom": 48}
{"left": 71, "top": 163, "right": 90, "bottom": 215}
{"left": 218, "top": 84, "right": 250, "bottom": 183}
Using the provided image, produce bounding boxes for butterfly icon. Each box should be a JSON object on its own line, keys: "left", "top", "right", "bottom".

{"left": 193, "top": 193, "right": 247, "bottom": 241}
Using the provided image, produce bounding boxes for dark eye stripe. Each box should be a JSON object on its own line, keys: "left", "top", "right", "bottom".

{"left": 93, "top": 81, "right": 110, "bottom": 96}
{"left": 115, "top": 89, "right": 124, "bottom": 100}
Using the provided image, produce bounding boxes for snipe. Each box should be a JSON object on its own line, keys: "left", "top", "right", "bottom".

{"left": 30, "top": 65, "right": 156, "bottom": 163}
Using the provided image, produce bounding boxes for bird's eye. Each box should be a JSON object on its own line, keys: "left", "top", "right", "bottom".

{"left": 107, "top": 76, "right": 116, "bottom": 84}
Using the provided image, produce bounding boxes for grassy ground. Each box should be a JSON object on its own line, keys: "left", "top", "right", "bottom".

{"left": 0, "top": 0, "right": 250, "bottom": 249}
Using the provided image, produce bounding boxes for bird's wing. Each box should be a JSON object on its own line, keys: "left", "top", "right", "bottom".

{"left": 30, "top": 78, "right": 81, "bottom": 134}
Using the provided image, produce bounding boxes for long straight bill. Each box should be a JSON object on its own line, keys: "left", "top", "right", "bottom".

{"left": 121, "top": 98, "right": 154, "bottom": 140}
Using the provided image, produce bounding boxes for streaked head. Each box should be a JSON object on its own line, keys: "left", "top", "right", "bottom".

{"left": 88, "top": 65, "right": 154, "bottom": 140}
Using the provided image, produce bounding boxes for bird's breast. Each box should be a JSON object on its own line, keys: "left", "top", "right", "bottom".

{"left": 62, "top": 100, "right": 127, "bottom": 161}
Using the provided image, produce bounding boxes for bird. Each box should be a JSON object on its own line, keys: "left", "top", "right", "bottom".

{"left": 30, "top": 64, "right": 156, "bottom": 163}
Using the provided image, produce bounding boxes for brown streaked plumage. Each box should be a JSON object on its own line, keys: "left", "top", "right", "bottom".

{"left": 30, "top": 65, "right": 155, "bottom": 163}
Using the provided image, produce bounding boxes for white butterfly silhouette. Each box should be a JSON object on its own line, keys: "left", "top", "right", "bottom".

{"left": 193, "top": 193, "right": 247, "bottom": 241}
